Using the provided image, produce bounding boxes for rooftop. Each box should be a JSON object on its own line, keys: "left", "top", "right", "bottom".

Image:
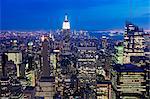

{"left": 114, "top": 64, "right": 145, "bottom": 72}
{"left": 39, "top": 76, "right": 55, "bottom": 82}
{"left": 97, "top": 81, "right": 111, "bottom": 84}
{"left": 24, "top": 86, "right": 35, "bottom": 91}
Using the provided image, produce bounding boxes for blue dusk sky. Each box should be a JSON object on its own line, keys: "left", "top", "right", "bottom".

{"left": 0, "top": 0, "right": 150, "bottom": 31}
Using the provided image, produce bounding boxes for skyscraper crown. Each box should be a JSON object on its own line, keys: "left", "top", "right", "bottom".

{"left": 65, "top": 14, "right": 68, "bottom": 22}
{"left": 62, "top": 13, "right": 70, "bottom": 30}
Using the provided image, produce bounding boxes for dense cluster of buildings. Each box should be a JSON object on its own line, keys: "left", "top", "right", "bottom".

{"left": 0, "top": 15, "right": 149, "bottom": 99}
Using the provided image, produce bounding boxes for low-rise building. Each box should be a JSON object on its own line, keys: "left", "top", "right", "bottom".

{"left": 114, "top": 64, "right": 146, "bottom": 99}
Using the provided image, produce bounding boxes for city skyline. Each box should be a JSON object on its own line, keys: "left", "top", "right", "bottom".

{"left": 1, "top": 0, "right": 150, "bottom": 31}
{"left": 0, "top": 0, "right": 150, "bottom": 98}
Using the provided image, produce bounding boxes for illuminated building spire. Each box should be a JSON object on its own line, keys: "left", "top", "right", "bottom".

{"left": 65, "top": 14, "right": 68, "bottom": 21}
{"left": 62, "top": 13, "right": 70, "bottom": 30}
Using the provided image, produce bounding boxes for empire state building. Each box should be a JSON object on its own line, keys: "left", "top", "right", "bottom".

{"left": 62, "top": 14, "right": 70, "bottom": 30}
{"left": 61, "top": 14, "right": 71, "bottom": 54}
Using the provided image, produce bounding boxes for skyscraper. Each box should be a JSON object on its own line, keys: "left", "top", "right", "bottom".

{"left": 123, "top": 22, "right": 145, "bottom": 64}
{"left": 62, "top": 14, "right": 70, "bottom": 30}
{"left": 35, "top": 36, "right": 55, "bottom": 99}
{"left": 41, "top": 37, "right": 50, "bottom": 77}
{"left": 61, "top": 14, "right": 71, "bottom": 54}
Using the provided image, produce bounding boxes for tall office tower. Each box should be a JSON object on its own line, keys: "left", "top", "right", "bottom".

{"left": 62, "top": 14, "right": 71, "bottom": 54}
{"left": 36, "top": 36, "right": 55, "bottom": 99}
{"left": 77, "top": 38, "right": 97, "bottom": 98}
{"left": 58, "top": 14, "right": 74, "bottom": 98}
{"left": 41, "top": 38, "right": 50, "bottom": 77}
{"left": 123, "top": 22, "right": 145, "bottom": 64}
{"left": 144, "top": 33, "right": 150, "bottom": 98}
{"left": 5, "top": 50, "right": 22, "bottom": 77}
{"left": 114, "top": 64, "right": 146, "bottom": 99}
{"left": 101, "top": 36, "right": 107, "bottom": 49}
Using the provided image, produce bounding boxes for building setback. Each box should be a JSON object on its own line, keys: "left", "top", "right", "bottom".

{"left": 123, "top": 22, "right": 145, "bottom": 64}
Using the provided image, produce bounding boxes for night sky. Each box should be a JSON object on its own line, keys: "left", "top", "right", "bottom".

{"left": 1, "top": 0, "right": 150, "bottom": 31}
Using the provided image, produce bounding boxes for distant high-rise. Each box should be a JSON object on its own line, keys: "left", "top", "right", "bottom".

{"left": 101, "top": 36, "right": 107, "bottom": 49}
{"left": 62, "top": 14, "right": 70, "bottom": 30}
{"left": 62, "top": 14, "right": 71, "bottom": 53}
{"left": 123, "top": 22, "right": 145, "bottom": 64}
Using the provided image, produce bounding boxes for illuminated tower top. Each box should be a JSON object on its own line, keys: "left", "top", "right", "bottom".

{"left": 62, "top": 14, "right": 70, "bottom": 30}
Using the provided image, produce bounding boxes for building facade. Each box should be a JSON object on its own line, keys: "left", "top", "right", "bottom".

{"left": 123, "top": 23, "right": 145, "bottom": 64}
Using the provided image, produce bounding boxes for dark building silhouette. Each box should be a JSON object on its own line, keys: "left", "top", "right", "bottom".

{"left": 19, "top": 63, "right": 26, "bottom": 78}
{"left": 41, "top": 38, "right": 51, "bottom": 77}
{"left": 1, "top": 53, "right": 8, "bottom": 77}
